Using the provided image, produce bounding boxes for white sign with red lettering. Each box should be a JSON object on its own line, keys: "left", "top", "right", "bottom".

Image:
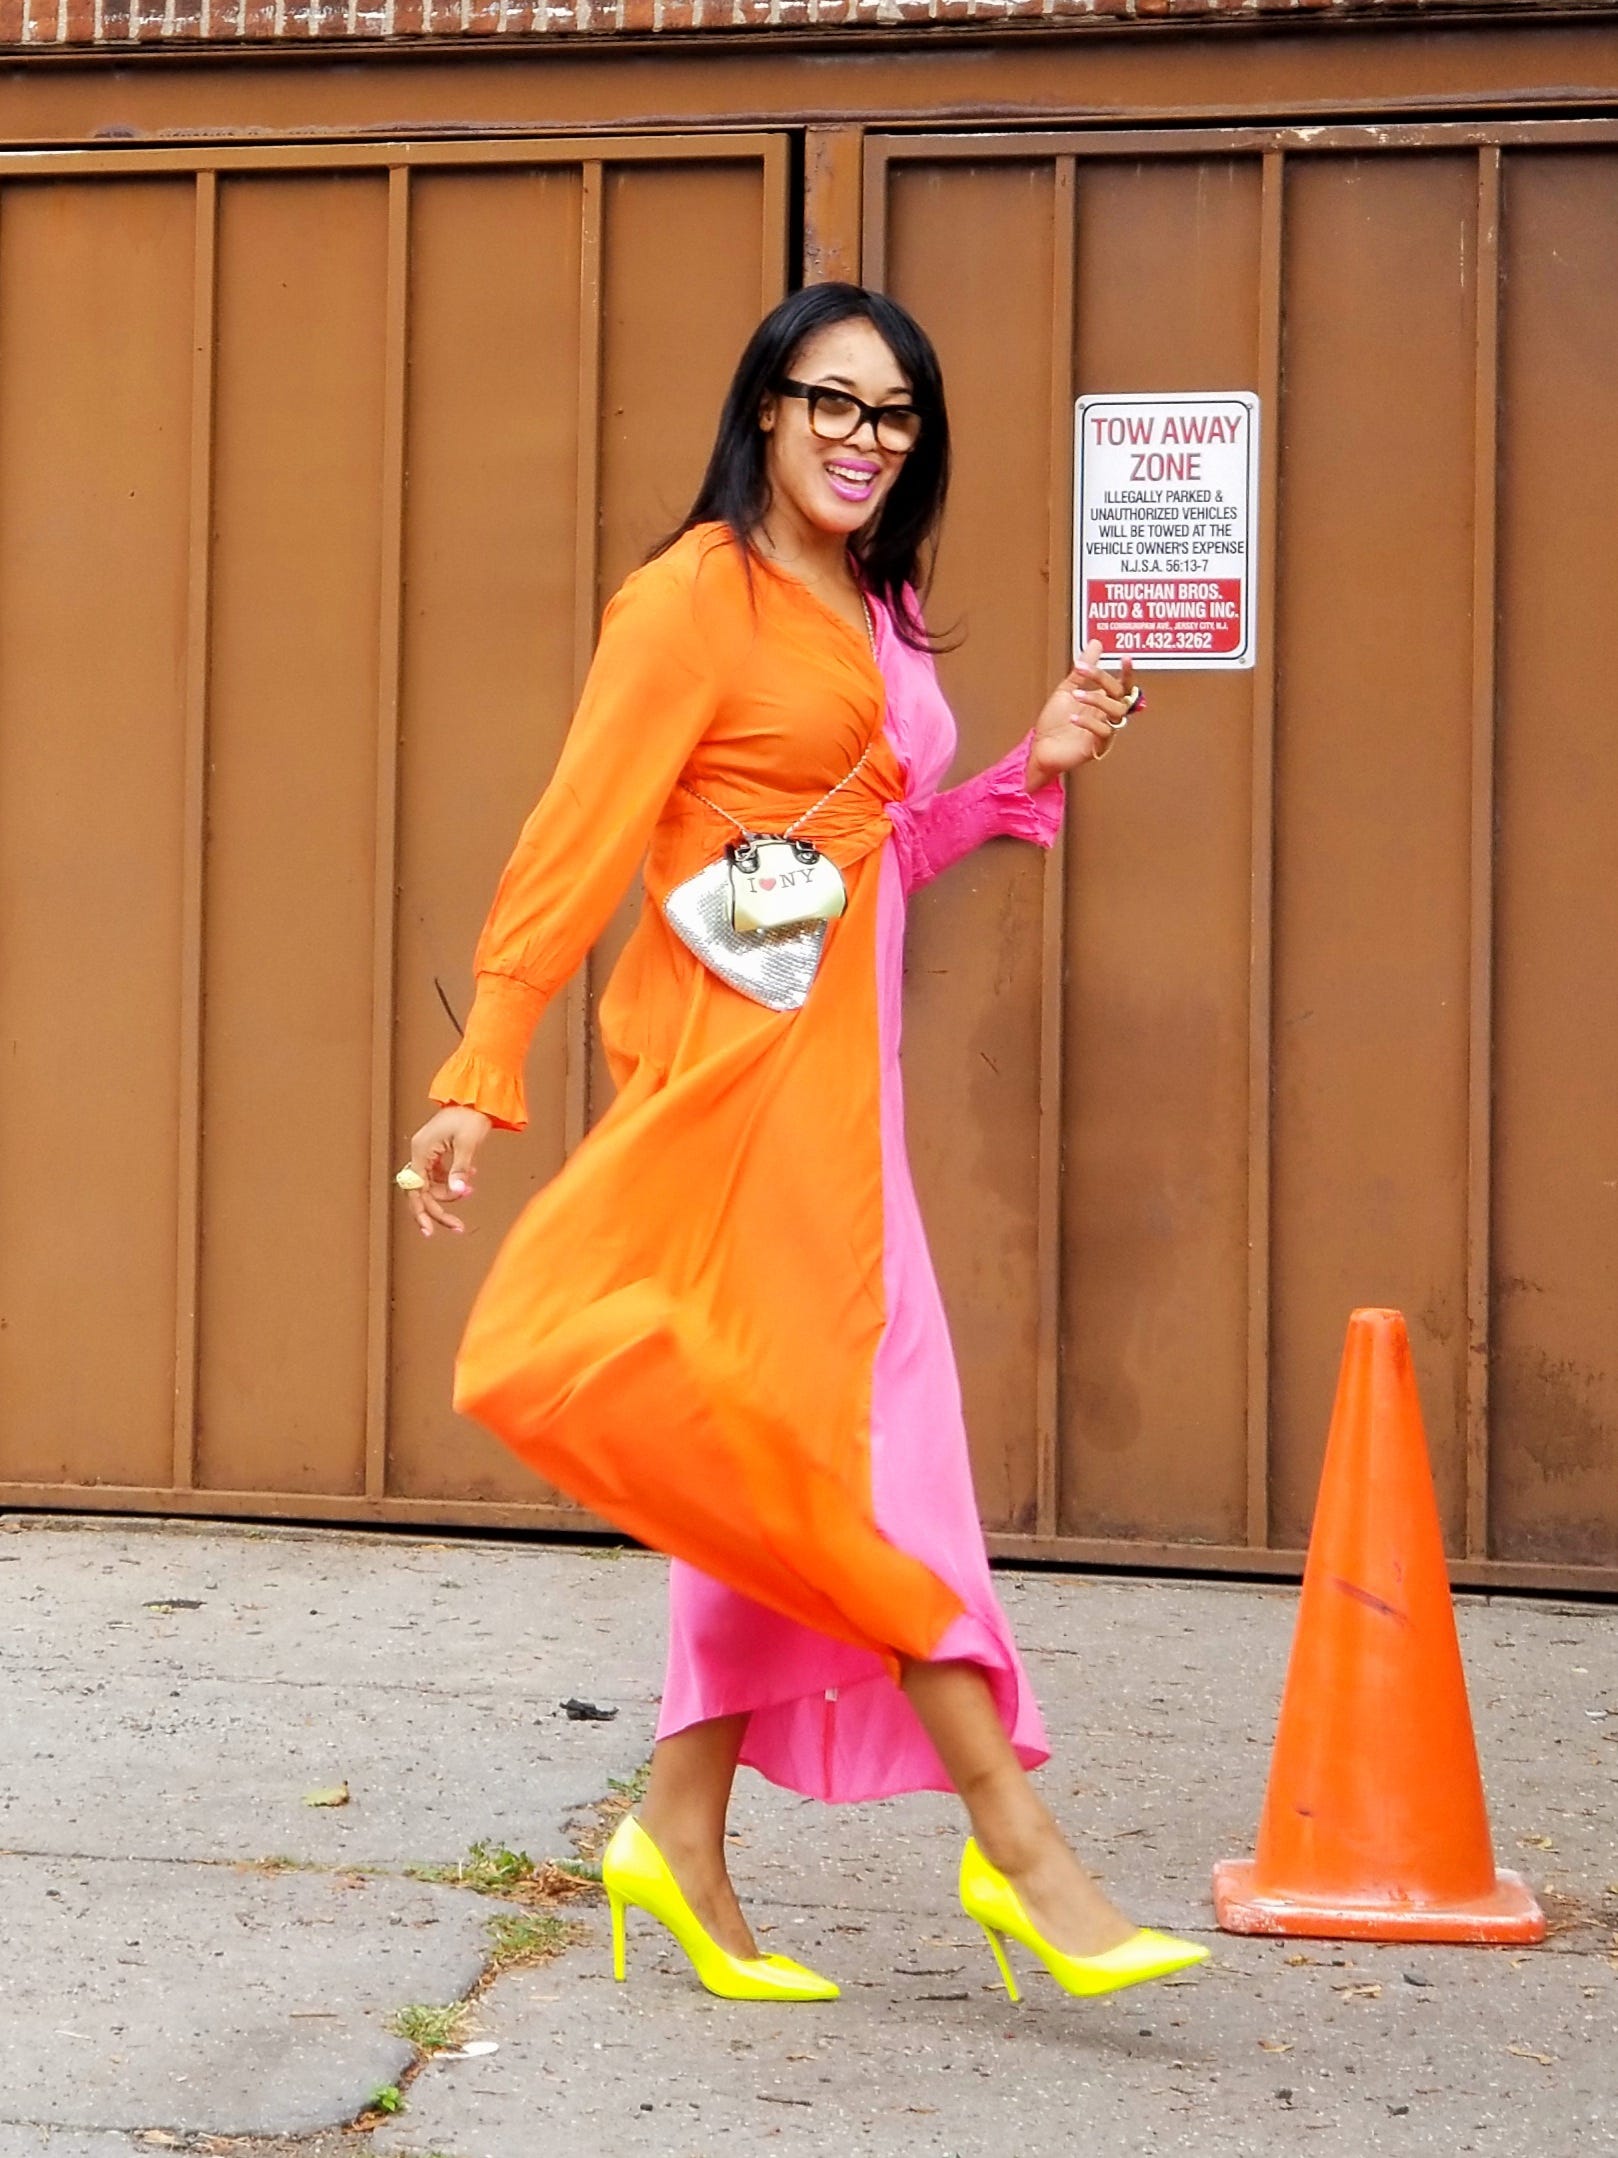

{"left": 1074, "top": 391, "right": 1260, "bottom": 669}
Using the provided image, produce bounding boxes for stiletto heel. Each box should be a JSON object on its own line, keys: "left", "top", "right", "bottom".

{"left": 975, "top": 1920, "right": 1021, "bottom": 2003}
{"left": 600, "top": 1816, "right": 839, "bottom": 2004}
{"left": 959, "top": 1839, "right": 1208, "bottom": 2003}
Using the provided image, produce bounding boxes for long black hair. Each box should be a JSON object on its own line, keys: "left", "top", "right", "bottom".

{"left": 656, "top": 283, "right": 951, "bottom": 652}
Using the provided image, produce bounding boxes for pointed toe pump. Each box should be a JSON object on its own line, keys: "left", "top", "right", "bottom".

{"left": 602, "top": 1816, "right": 840, "bottom": 2004}
{"left": 959, "top": 1838, "right": 1208, "bottom": 2003}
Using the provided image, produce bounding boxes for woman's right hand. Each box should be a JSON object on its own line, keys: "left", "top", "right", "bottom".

{"left": 1025, "top": 641, "right": 1137, "bottom": 790}
{"left": 401, "top": 1104, "right": 493, "bottom": 1239}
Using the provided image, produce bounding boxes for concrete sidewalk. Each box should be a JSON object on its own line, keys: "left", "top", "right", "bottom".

{"left": 1, "top": 1515, "right": 1613, "bottom": 2158}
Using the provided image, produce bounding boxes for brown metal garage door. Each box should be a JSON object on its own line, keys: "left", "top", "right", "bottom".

{"left": 2, "top": 121, "right": 1614, "bottom": 1593}
{"left": 0, "top": 133, "right": 789, "bottom": 1531}
{"left": 864, "top": 123, "right": 1618, "bottom": 1591}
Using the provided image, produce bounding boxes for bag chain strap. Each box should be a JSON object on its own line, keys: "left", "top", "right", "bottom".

{"left": 679, "top": 596, "right": 879, "bottom": 847}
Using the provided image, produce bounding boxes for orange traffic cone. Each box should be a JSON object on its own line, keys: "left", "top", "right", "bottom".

{"left": 1213, "top": 1308, "right": 1544, "bottom": 1943}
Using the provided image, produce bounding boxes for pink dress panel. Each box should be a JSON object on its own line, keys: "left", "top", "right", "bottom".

{"left": 656, "top": 598, "right": 1061, "bottom": 1802}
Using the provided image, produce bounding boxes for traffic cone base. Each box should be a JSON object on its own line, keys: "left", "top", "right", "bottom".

{"left": 1212, "top": 1858, "right": 1547, "bottom": 1944}
{"left": 1216, "top": 1309, "right": 1546, "bottom": 1949}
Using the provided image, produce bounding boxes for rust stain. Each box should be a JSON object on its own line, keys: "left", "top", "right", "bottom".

{"left": 1493, "top": 1347, "right": 1610, "bottom": 1487}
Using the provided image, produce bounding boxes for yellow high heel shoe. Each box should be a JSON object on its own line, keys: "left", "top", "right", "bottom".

{"left": 602, "top": 1816, "right": 840, "bottom": 2003}
{"left": 959, "top": 1838, "right": 1208, "bottom": 2002}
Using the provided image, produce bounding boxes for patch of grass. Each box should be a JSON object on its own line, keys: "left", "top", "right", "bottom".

{"left": 386, "top": 2000, "right": 474, "bottom": 2053}
{"left": 368, "top": 2084, "right": 405, "bottom": 2114}
{"left": 251, "top": 1855, "right": 303, "bottom": 1873}
{"left": 408, "top": 1841, "right": 600, "bottom": 1908}
{"left": 487, "top": 1908, "right": 581, "bottom": 1970}
{"left": 408, "top": 1841, "right": 538, "bottom": 1894}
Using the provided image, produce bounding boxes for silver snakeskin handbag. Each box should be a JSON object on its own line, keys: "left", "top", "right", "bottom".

{"left": 661, "top": 744, "right": 877, "bottom": 1013}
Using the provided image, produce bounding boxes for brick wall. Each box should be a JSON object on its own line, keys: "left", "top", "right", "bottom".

{"left": 0, "top": 0, "right": 1582, "bottom": 53}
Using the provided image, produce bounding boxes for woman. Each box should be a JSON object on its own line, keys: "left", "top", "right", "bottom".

{"left": 400, "top": 284, "right": 1205, "bottom": 2006}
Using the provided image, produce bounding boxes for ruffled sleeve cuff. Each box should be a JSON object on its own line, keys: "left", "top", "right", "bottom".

{"left": 427, "top": 972, "right": 550, "bottom": 1133}
{"left": 890, "top": 734, "right": 1067, "bottom": 895}
{"left": 985, "top": 733, "right": 1066, "bottom": 849}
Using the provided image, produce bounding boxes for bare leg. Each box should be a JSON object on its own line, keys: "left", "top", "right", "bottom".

{"left": 902, "top": 1659, "right": 1135, "bottom": 1958}
{"left": 634, "top": 1713, "right": 759, "bottom": 1959}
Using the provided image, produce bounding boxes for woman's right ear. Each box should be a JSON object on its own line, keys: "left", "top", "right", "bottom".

{"left": 757, "top": 394, "right": 777, "bottom": 435}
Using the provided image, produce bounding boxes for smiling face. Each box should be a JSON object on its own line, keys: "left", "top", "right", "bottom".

{"left": 757, "top": 318, "right": 914, "bottom": 547}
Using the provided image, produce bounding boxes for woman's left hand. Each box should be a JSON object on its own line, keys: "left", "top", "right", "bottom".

{"left": 1025, "top": 641, "right": 1137, "bottom": 791}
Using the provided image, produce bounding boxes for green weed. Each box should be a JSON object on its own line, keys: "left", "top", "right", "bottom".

{"left": 487, "top": 1908, "right": 579, "bottom": 1969}
{"left": 408, "top": 1840, "right": 538, "bottom": 1894}
{"left": 386, "top": 2000, "right": 473, "bottom": 2052}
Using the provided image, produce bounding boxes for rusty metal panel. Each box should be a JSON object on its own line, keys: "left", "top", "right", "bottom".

{"left": 870, "top": 151, "right": 1268, "bottom": 1550}
{"left": 877, "top": 160, "right": 1059, "bottom": 1536}
{"left": 1491, "top": 150, "right": 1618, "bottom": 1568}
{"left": 1062, "top": 156, "right": 1263, "bottom": 1548}
{"left": 1267, "top": 155, "right": 1479, "bottom": 1552}
{"left": 863, "top": 127, "right": 1618, "bottom": 1588}
{"left": 388, "top": 165, "right": 589, "bottom": 1508}
{"left": 0, "top": 135, "right": 789, "bottom": 1520}
{"left": 6, "top": 28, "right": 1618, "bottom": 151}
{"left": 0, "top": 177, "right": 195, "bottom": 1487}
{"left": 195, "top": 172, "right": 390, "bottom": 1496}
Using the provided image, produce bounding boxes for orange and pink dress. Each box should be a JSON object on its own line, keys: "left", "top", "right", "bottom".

{"left": 431, "top": 524, "right": 1061, "bottom": 1801}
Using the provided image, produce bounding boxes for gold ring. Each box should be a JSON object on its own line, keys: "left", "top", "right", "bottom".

{"left": 394, "top": 1165, "right": 428, "bottom": 1192}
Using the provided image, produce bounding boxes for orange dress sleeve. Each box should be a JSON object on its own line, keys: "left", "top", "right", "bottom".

{"left": 428, "top": 548, "right": 720, "bottom": 1131}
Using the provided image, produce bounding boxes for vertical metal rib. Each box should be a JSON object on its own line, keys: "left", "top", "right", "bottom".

{"left": 364, "top": 165, "right": 411, "bottom": 1502}
{"left": 172, "top": 169, "right": 217, "bottom": 1494}
{"left": 860, "top": 135, "right": 887, "bottom": 292}
{"left": 1034, "top": 156, "right": 1077, "bottom": 1541}
{"left": 563, "top": 160, "right": 604, "bottom": 1157}
{"left": 802, "top": 126, "right": 863, "bottom": 286}
{"left": 1245, "top": 150, "right": 1285, "bottom": 1548}
{"left": 1465, "top": 145, "right": 1503, "bottom": 1561}
{"left": 760, "top": 132, "right": 791, "bottom": 306}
